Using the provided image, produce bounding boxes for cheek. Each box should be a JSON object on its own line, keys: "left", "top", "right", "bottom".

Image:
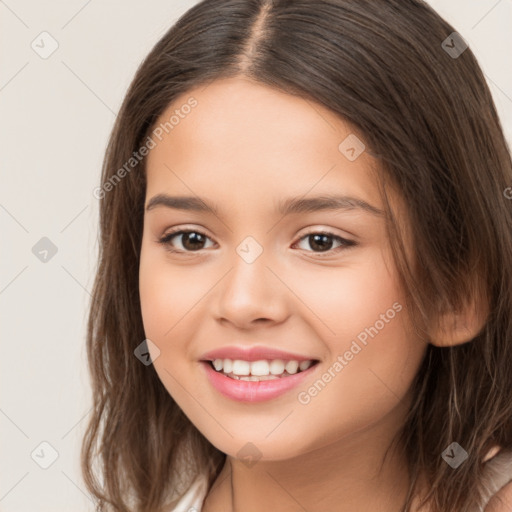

{"left": 139, "top": 247, "right": 206, "bottom": 340}
{"left": 290, "top": 246, "right": 401, "bottom": 347}
{"left": 139, "top": 245, "right": 192, "bottom": 379}
{"left": 138, "top": 245, "right": 216, "bottom": 395}
{"left": 289, "top": 250, "right": 425, "bottom": 434}
{"left": 295, "top": 311, "right": 425, "bottom": 454}
{"left": 139, "top": 254, "right": 173, "bottom": 340}
{"left": 138, "top": 250, "right": 200, "bottom": 405}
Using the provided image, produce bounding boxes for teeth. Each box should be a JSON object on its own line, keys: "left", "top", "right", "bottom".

{"left": 250, "top": 360, "right": 270, "bottom": 376}
{"left": 239, "top": 375, "right": 280, "bottom": 381}
{"left": 299, "top": 360, "right": 312, "bottom": 371}
{"left": 223, "top": 359, "right": 233, "bottom": 374}
{"left": 285, "top": 360, "right": 299, "bottom": 374}
{"left": 210, "top": 358, "right": 315, "bottom": 378}
{"left": 232, "top": 360, "right": 250, "bottom": 375}
{"left": 269, "top": 359, "right": 285, "bottom": 375}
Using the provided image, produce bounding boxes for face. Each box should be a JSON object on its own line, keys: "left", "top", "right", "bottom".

{"left": 139, "top": 76, "right": 427, "bottom": 461}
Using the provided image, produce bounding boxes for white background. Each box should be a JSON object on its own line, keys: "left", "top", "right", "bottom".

{"left": 1, "top": 1, "right": 511, "bottom": 510}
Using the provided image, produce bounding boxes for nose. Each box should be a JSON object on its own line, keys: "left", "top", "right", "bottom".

{"left": 214, "top": 249, "right": 290, "bottom": 330}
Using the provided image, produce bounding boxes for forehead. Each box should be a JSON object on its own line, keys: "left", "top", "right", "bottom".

{"left": 145, "top": 77, "right": 383, "bottom": 212}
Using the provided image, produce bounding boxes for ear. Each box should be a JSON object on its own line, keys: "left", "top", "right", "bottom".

{"left": 429, "top": 289, "right": 489, "bottom": 347}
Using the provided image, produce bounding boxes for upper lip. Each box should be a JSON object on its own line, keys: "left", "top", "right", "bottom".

{"left": 199, "top": 345, "right": 319, "bottom": 362}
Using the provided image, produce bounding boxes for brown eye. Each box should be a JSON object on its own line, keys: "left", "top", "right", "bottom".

{"left": 294, "top": 231, "right": 356, "bottom": 255}
{"left": 157, "top": 228, "right": 356, "bottom": 256}
{"left": 158, "top": 230, "right": 214, "bottom": 252}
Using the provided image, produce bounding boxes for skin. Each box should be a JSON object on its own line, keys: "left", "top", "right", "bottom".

{"left": 139, "top": 76, "right": 431, "bottom": 511}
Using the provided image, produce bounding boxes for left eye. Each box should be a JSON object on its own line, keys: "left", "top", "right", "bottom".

{"left": 157, "top": 229, "right": 357, "bottom": 255}
{"left": 293, "top": 231, "right": 356, "bottom": 254}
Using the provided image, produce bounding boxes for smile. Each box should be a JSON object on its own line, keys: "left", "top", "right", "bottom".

{"left": 201, "top": 359, "right": 320, "bottom": 402}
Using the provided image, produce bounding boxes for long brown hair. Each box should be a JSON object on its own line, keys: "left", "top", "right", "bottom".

{"left": 81, "top": 1, "right": 512, "bottom": 510}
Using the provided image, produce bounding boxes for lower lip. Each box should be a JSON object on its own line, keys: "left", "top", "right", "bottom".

{"left": 200, "top": 361, "right": 319, "bottom": 403}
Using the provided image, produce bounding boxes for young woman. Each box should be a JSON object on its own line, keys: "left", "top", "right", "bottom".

{"left": 81, "top": 1, "right": 512, "bottom": 511}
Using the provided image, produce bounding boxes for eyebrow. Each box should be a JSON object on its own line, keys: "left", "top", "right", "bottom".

{"left": 145, "top": 194, "right": 384, "bottom": 217}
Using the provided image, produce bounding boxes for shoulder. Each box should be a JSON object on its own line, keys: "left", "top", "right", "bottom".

{"left": 482, "top": 448, "right": 512, "bottom": 512}
{"left": 484, "top": 480, "right": 512, "bottom": 511}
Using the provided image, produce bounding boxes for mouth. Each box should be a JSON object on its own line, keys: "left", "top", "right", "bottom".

{"left": 201, "top": 358, "right": 320, "bottom": 381}
{"left": 200, "top": 358, "right": 321, "bottom": 402}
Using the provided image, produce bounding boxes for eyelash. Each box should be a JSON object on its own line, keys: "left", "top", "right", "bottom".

{"left": 157, "top": 227, "right": 357, "bottom": 257}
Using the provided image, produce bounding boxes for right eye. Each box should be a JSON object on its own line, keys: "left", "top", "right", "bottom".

{"left": 158, "top": 229, "right": 216, "bottom": 253}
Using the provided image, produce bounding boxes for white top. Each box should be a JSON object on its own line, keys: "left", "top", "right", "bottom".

{"left": 168, "top": 472, "right": 209, "bottom": 512}
{"left": 168, "top": 449, "right": 512, "bottom": 512}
